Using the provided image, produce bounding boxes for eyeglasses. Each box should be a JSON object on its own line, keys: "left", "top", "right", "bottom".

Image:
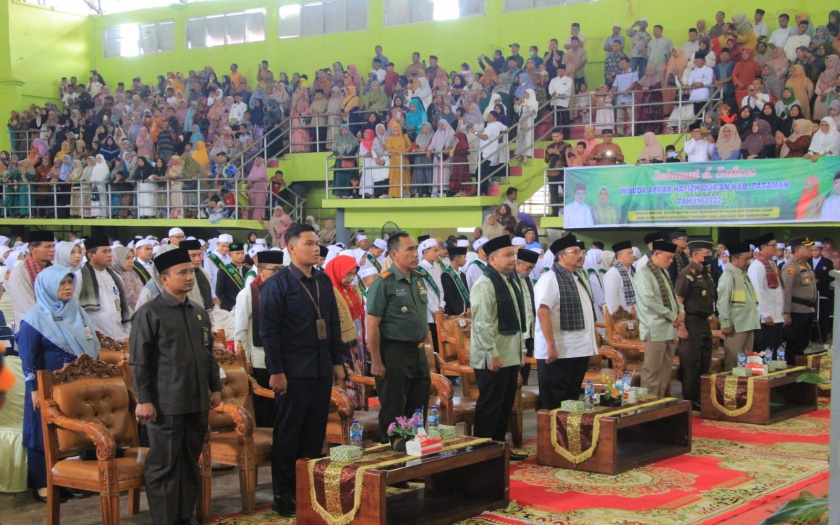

{"left": 563, "top": 249, "right": 582, "bottom": 255}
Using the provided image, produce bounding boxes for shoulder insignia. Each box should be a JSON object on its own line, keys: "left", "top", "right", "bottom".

{"left": 690, "top": 267, "right": 696, "bottom": 275}
{"left": 686, "top": 275, "right": 694, "bottom": 282}
{"left": 787, "top": 268, "right": 795, "bottom": 276}
{"left": 380, "top": 272, "right": 392, "bottom": 279}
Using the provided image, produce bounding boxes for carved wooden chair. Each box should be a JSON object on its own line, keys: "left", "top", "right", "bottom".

{"left": 36, "top": 355, "right": 147, "bottom": 525}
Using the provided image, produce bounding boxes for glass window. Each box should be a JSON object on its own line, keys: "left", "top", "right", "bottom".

{"left": 278, "top": 0, "right": 368, "bottom": 39}
{"left": 105, "top": 21, "right": 171, "bottom": 58}
{"left": 186, "top": 10, "right": 266, "bottom": 49}
{"left": 504, "top": 0, "right": 590, "bottom": 11}
{"left": 384, "top": 0, "right": 484, "bottom": 26}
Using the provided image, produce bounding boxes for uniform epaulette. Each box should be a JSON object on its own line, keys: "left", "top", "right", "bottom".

{"left": 686, "top": 275, "right": 694, "bottom": 281}
{"left": 380, "top": 271, "right": 393, "bottom": 279}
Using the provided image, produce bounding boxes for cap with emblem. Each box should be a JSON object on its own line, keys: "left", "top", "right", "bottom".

{"left": 28, "top": 231, "right": 55, "bottom": 243}
{"left": 549, "top": 235, "right": 578, "bottom": 255}
{"left": 218, "top": 234, "right": 234, "bottom": 243}
{"left": 482, "top": 236, "right": 512, "bottom": 256}
{"left": 789, "top": 236, "right": 815, "bottom": 249}
{"left": 180, "top": 240, "right": 202, "bottom": 251}
{"left": 84, "top": 236, "right": 111, "bottom": 250}
{"left": 473, "top": 237, "right": 489, "bottom": 252}
{"left": 248, "top": 245, "right": 267, "bottom": 258}
{"left": 255, "top": 238, "right": 267, "bottom": 246}
{"left": 418, "top": 238, "right": 439, "bottom": 255}
{"left": 373, "top": 238, "right": 387, "bottom": 250}
{"left": 358, "top": 266, "right": 378, "bottom": 279}
{"left": 517, "top": 249, "right": 539, "bottom": 264}
{"left": 652, "top": 240, "right": 677, "bottom": 253}
{"left": 512, "top": 237, "right": 526, "bottom": 246}
{"left": 612, "top": 240, "right": 632, "bottom": 253}
{"left": 643, "top": 232, "right": 663, "bottom": 244}
{"left": 456, "top": 239, "right": 470, "bottom": 248}
{"left": 229, "top": 243, "right": 245, "bottom": 252}
{"left": 153, "top": 248, "right": 192, "bottom": 273}
{"left": 448, "top": 247, "right": 467, "bottom": 256}
{"left": 168, "top": 227, "right": 185, "bottom": 237}
{"left": 259, "top": 251, "right": 284, "bottom": 265}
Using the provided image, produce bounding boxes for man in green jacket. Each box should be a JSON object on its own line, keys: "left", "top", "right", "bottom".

{"left": 716, "top": 242, "right": 760, "bottom": 370}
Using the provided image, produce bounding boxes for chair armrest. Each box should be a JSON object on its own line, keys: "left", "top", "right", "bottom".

{"left": 712, "top": 330, "right": 725, "bottom": 339}
{"left": 330, "top": 387, "right": 354, "bottom": 419}
{"left": 439, "top": 361, "right": 475, "bottom": 375}
{"left": 249, "top": 377, "right": 275, "bottom": 399}
{"left": 45, "top": 406, "right": 117, "bottom": 461}
{"left": 345, "top": 368, "right": 377, "bottom": 387}
{"left": 598, "top": 346, "right": 627, "bottom": 374}
{"left": 429, "top": 373, "right": 453, "bottom": 401}
{"left": 605, "top": 338, "right": 647, "bottom": 352}
{"left": 524, "top": 356, "right": 537, "bottom": 366}
{"left": 212, "top": 402, "right": 254, "bottom": 438}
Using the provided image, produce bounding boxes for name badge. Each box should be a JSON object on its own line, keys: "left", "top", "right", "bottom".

{"left": 316, "top": 319, "right": 328, "bottom": 340}
{"left": 84, "top": 326, "right": 93, "bottom": 340}
{"left": 395, "top": 289, "right": 407, "bottom": 297}
{"left": 202, "top": 327, "right": 210, "bottom": 347}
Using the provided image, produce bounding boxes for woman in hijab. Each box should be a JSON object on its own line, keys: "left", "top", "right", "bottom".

{"left": 371, "top": 123, "right": 390, "bottom": 196}
{"left": 664, "top": 48, "right": 688, "bottom": 113}
{"left": 828, "top": 10, "right": 840, "bottom": 37}
{"left": 362, "top": 81, "right": 389, "bottom": 114}
{"left": 340, "top": 85, "right": 362, "bottom": 135}
{"left": 462, "top": 103, "right": 485, "bottom": 173}
{"left": 404, "top": 97, "right": 428, "bottom": 141}
{"left": 130, "top": 156, "right": 156, "bottom": 218}
{"left": 324, "top": 255, "right": 367, "bottom": 409}
{"left": 318, "top": 219, "right": 336, "bottom": 246}
{"left": 811, "top": 26, "right": 833, "bottom": 61}
{"left": 163, "top": 155, "right": 185, "bottom": 219}
{"left": 583, "top": 248, "right": 606, "bottom": 326}
{"left": 815, "top": 55, "right": 840, "bottom": 120}
{"left": 332, "top": 124, "right": 358, "bottom": 198}
{"left": 386, "top": 123, "right": 412, "bottom": 198}
{"left": 635, "top": 66, "right": 663, "bottom": 135}
{"left": 758, "top": 102, "right": 782, "bottom": 134}
{"left": 496, "top": 203, "right": 517, "bottom": 232}
{"left": 786, "top": 65, "right": 815, "bottom": 120}
{"left": 761, "top": 63, "right": 784, "bottom": 102}
{"left": 482, "top": 211, "right": 505, "bottom": 240}
{"left": 411, "top": 122, "right": 435, "bottom": 197}
{"left": 304, "top": 215, "right": 320, "bottom": 232}
{"left": 413, "top": 77, "right": 433, "bottom": 110}
{"left": 86, "top": 154, "right": 109, "bottom": 218}
{"left": 805, "top": 117, "right": 840, "bottom": 160}
{"left": 796, "top": 176, "right": 825, "bottom": 219}
{"left": 54, "top": 241, "right": 83, "bottom": 280}
{"left": 637, "top": 132, "right": 665, "bottom": 163}
{"left": 712, "top": 123, "right": 743, "bottom": 160}
{"left": 359, "top": 129, "right": 378, "bottom": 198}
{"left": 777, "top": 89, "right": 801, "bottom": 122}
{"left": 449, "top": 131, "right": 472, "bottom": 195}
{"left": 732, "top": 49, "right": 762, "bottom": 105}
{"left": 68, "top": 159, "right": 84, "bottom": 218}
{"left": 246, "top": 156, "right": 268, "bottom": 220}
{"left": 290, "top": 85, "right": 311, "bottom": 153}
{"left": 18, "top": 267, "right": 100, "bottom": 502}
{"left": 429, "top": 119, "right": 456, "bottom": 195}
{"left": 734, "top": 105, "right": 756, "bottom": 140}
{"left": 768, "top": 47, "right": 790, "bottom": 84}
{"left": 514, "top": 88, "right": 538, "bottom": 163}
{"left": 742, "top": 120, "right": 776, "bottom": 159}
{"left": 110, "top": 246, "right": 143, "bottom": 311}
{"left": 778, "top": 118, "right": 814, "bottom": 158}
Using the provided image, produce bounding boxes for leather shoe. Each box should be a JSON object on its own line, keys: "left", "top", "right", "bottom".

{"left": 273, "top": 493, "right": 297, "bottom": 517}
{"left": 509, "top": 451, "right": 529, "bottom": 461}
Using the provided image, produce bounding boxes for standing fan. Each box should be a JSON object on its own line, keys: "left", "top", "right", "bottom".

{"left": 380, "top": 221, "right": 402, "bottom": 241}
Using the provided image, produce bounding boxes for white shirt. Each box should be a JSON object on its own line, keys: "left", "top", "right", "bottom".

{"left": 769, "top": 27, "right": 791, "bottom": 49}
{"left": 370, "top": 68, "right": 386, "bottom": 83}
{"left": 135, "top": 257, "right": 153, "bottom": 274}
{"left": 820, "top": 194, "right": 840, "bottom": 220}
{"left": 604, "top": 265, "right": 636, "bottom": 315}
{"left": 684, "top": 137, "right": 713, "bottom": 162}
{"left": 740, "top": 93, "right": 771, "bottom": 112}
{"left": 682, "top": 40, "right": 700, "bottom": 62}
{"left": 747, "top": 259, "right": 784, "bottom": 324}
{"left": 548, "top": 76, "right": 574, "bottom": 108}
{"left": 234, "top": 285, "right": 266, "bottom": 369}
{"left": 533, "top": 270, "right": 598, "bottom": 359}
{"left": 753, "top": 21, "right": 769, "bottom": 39}
{"left": 229, "top": 101, "right": 248, "bottom": 123}
{"left": 203, "top": 250, "right": 231, "bottom": 298}
{"left": 419, "top": 259, "right": 445, "bottom": 322}
{"left": 688, "top": 66, "right": 714, "bottom": 101}
{"left": 479, "top": 121, "right": 509, "bottom": 163}
{"left": 7, "top": 262, "right": 37, "bottom": 332}
{"left": 784, "top": 34, "right": 811, "bottom": 62}
{"left": 465, "top": 259, "right": 487, "bottom": 290}
{"left": 85, "top": 268, "right": 130, "bottom": 340}
{"left": 563, "top": 201, "right": 594, "bottom": 228}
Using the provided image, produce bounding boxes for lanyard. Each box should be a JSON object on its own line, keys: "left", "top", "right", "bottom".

{"left": 297, "top": 276, "right": 322, "bottom": 320}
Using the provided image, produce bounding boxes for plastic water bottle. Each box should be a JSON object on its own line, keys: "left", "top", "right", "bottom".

{"left": 350, "top": 420, "right": 363, "bottom": 448}
{"left": 738, "top": 349, "right": 747, "bottom": 368}
{"left": 414, "top": 408, "right": 424, "bottom": 431}
{"left": 777, "top": 344, "right": 786, "bottom": 363}
{"left": 623, "top": 371, "right": 633, "bottom": 392}
{"left": 427, "top": 406, "right": 440, "bottom": 437}
{"left": 584, "top": 380, "right": 595, "bottom": 410}
{"left": 764, "top": 347, "right": 773, "bottom": 364}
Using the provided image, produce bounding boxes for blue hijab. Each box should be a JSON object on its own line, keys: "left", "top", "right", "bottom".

{"left": 58, "top": 155, "right": 74, "bottom": 182}
{"left": 405, "top": 97, "right": 428, "bottom": 130}
{"left": 21, "top": 266, "right": 99, "bottom": 358}
{"left": 190, "top": 125, "right": 205, "bottom": 146}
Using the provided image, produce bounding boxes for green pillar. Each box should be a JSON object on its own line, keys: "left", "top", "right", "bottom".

{"left": 0, "top": 78, "right": 25, "bottom": 153}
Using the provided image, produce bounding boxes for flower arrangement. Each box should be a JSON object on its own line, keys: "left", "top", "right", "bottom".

{"left": 387, "top": 413, "right": 423, "bottom": 438}
{"left": 596, "top": 373, "right": 622, "bottom": 406}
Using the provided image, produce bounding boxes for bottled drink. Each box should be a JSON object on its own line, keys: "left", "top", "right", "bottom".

{"left": 584, "top": 380, "right": 595, "bottom": 410}
{"left": 427, "top": 406, "right": 440, "bottom": 437}
{"left": 414, "top": 408, "right": 424, "bottom": 432}
{"left": 738, "top": 349, "right": 747, "bottom": 368}
{"left": 764, "top": 347, "right": 773, "bottom": 364}
{"left": 623, "top": 371, "right": 632, "bottom": 392}
{"left": 777, "top": 344, "right": 786, "bottom": 363}
{"left": 350, "top": 419, "right": 363, "bottom": 448}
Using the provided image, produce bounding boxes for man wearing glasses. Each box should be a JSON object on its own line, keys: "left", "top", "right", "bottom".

{"left": 168, "top": 227, "right": 186, "bottom": 248}
{"left": 748, "top": 233, "right": 785, "bottom": 356}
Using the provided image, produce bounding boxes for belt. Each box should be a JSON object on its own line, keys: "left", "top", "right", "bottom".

{"left": 792, "top": 297, "right": 816, "bottom": 308}
{"left": 382, "top": 338, "right": 426, "bottom": 349}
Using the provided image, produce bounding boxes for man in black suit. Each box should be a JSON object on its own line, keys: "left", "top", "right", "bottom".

{"left": 441, "top": 246, "right": 470, "bottom": 316}
{"left": 810, "top": 242, "right": 835, "bottom": 341}
{"left": 215, "top": 243, "right": 246, "bottom": 311}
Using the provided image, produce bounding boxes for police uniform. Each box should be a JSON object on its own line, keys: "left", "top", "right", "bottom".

{"left": 675, "top": 255, "right": 716, "bottom": 407}
{"left": 782, "top": 237, "right": 819, "bottom": 365}
{"left": 366, "top": 266, "right": 430, "bottom": 443}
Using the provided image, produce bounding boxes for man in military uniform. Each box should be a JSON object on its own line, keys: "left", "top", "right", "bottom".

{"left": 675, "top": 237, "right": 716, "bottom": 410}
{"left": 782, "top": 237, "right": 819, "bottom": 365}
{"left": 810, "top": 241, "right": 835, "bottom": 341}
{"left": 366, "top": 233, "right": 431, "bottom": 443}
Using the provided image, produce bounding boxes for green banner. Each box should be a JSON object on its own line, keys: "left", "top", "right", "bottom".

{"left": 563, "top": 157, "right": 840, "bottom": 228}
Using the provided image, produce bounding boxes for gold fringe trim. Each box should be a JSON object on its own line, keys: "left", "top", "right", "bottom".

{"left": 307, "top": 437, "right": 491, "bottom": 525}
{"left": 807, "top": 353, "right": 832, "bottom": 391}
{"left": 709, "top": 366, "right": 807, "bottom": 417}
{"left": 549, "top": 397, "right": 677, "bottom": 464}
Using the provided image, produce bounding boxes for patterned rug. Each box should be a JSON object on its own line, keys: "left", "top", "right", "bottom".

{"left": 212, "top": 405, "right": 829, "bottom": 525}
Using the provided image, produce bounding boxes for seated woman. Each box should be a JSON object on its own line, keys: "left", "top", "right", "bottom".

{"left": 18, "top": 267, "right": 100, "bottom": 502}
{"left": 637, "top": 132, "right": 665, "bottom": 163}
{"left": 712, "top": 123, "right": 742, "bottom": 160}
{"left": 741, "top": 120, "right": 776, "bottom": 159}
{"left": 804, "top": 117, "right": 840, "bottom": 161}
{"left": 777, "top": 118, "right": 814, "bottom": 158}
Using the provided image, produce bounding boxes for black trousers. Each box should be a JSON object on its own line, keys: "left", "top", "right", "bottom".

{"left": 678, "top": 314, "right": 712, "bottom": 404}
{"left": 428, "top": 323, "right": 439, "bottom": 354}
{"left": 375, "top": 340, "right": 430, "bottom": 443}
{"left": 784, "top": 312, "right": 813, "bottom": 365}
{"left": 553, "top": 106, "right": 570, "bottom": 133}
{"left": 144, "top": 411, "right": 208, "bottom": 525}
{"left": 272, "top": 376, "right": 332, "bottom": 497}
{"left": 474, "top": 365, "right": 520, "bottom": 441}
{"left": 521, "top": 338, "right": 534, "bottom": 385}
{"left": 754, "top": 322, "right": 784, "bottom": 356}
{"left": 374, "top": 179, "right": 389, "bottom": 197}
{"left": 252, "top": 367, "right": 273, "bottom": 428}
{"left": 537, "top": 355, "right": 590, "bottom": 410}
{"left": 817, "top": 296, "right": 834, "bottom": 342}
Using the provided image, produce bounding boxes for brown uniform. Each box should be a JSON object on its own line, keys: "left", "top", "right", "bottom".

{"left": 675, "top": 262, "right": 716, "bottom": 405}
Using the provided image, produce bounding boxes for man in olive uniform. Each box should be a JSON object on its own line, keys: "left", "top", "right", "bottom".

{"left": 782, "top": 237, "right": 819, "bottom": 365}
{"left": 366, "top": 232, "right": 431, "bottom": 443}
{"left": 717, "top": 242, "right": 760, "bottom": 370}
{"left": 674, "top": 237, "right": 716, "bottom": 410}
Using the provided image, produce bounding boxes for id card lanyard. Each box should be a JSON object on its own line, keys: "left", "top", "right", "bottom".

{"left": 298, "top": 277, "right": 328, "bottom": 340}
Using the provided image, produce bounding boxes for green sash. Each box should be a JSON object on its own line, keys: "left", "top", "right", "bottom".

{"left": 436, "top": 260, "right": 446, "bottom": 272}
{"left": 208, "top": 252, "right": 226, "bottom": 272}
{"left": 244, "top": 269, "right": 257, "bottom": 282}
{"left": 133, "top": 260, "right": 151, "bottom": 284}
{"left": 366, "top": 252, "right": 382, "bottom": 272}
{"left": 416, "top": 266, "right": 441, "bottom": 298}
{"left": 222, "top": 263, "right": 245, "bottom": 290}
{"left": 358, "top": 276, "right": 368, "bottom": 295}
{"left": 443, "top": 266, "right": 470, "bottom": 303}
{"left": 470, "top": 259, "right": 487, "bottom": 271}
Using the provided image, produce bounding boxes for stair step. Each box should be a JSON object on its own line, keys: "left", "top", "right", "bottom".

{"left": 534, "top": 149, "right": 545, "bottom": 159}
{"left": 509, "top": 166, "right": 523, "bottom": 177}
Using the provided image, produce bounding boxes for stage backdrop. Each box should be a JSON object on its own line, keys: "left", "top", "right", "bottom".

{"left": 562, "top": 157, "right": 840, "bottom": 228}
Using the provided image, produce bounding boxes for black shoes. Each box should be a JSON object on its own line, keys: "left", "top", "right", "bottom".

{"left": 509, "top": 451, "right": 529, "bottom": 461}
{"left": 273, "top": 493, "right": 297, "bottom": 517}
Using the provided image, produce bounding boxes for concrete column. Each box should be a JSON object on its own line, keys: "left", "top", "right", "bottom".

{"left": 335, "top": 208, "right": 351, "bottom": 246}
{"left": 0, "top": 78, "right": 25, "bottom": 152}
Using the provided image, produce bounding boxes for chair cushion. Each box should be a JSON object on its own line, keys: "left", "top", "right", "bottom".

{"left": 52, "top": 447, "right": 147, "bottom": 483}
{"left": 451, "top": 397, "right": 476, "bottom": 415}
{"left": 52, "top": 377, "right": 133, "bottom": 451}
{"left": 209, "top": 366, "right": 253, "bottom": 431}
{"left": 210, "top": 428, "right": 272, "bottom": 460}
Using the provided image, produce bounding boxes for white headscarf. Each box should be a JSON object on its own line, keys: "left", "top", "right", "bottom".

{"left": 808, "top": 117, "right": 840, "bottom": 155}
{"left": 522, "top": 89, "right": 539, "bottom": 114}
{"left": 413, "top": 77, "right": 433, "bottom": 110}
{"left": 484, "top": 93, "right": 503, "bottom": 119}
{"left": 90, "top": 154, "right": 110, "bottom": 182}
{"left": 430, "top": 119, "right": 456, "bottom": 153}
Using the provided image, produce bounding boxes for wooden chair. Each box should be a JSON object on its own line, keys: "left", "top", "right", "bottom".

{"left": 37, "top": 355, "right": 147, "bottom": 525}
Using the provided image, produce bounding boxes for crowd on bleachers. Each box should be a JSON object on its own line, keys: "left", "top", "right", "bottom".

{"left": 1, "top": 7, "right": 839, "bottom": 214}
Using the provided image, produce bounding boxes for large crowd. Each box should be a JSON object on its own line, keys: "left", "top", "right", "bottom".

{"left": 2, "top": 7, "right": 838, "bottom": 212}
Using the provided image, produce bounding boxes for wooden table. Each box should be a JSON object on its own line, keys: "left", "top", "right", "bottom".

{"left": 700, "top": 368, "right": 817, "bottom": 425}
{"left": 536, "top": 398, "right": 691, "bottom": 475}
{"left": 296, "top": 440, "right": 508, "bottom": 525}
{"left": 796, "top": 353, "right": 831, "bottom": 396}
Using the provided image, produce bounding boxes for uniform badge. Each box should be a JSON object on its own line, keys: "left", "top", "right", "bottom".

{"left": 787, "top": 268, "right": 795, "bottom": 276}
{"left": 805, "top": 278, "right": 811, "bottom": 284}
{"left": 401, "top": 306, "right": 408, "bottom": 313}
{"left": 701, "top": 290, "right": 707, "bottom": 296}
{"left": 197, "top": 314, "right": 202, "bottom": 321}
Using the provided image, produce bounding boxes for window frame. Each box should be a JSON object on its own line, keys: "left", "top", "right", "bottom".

{"left": 383, "top": 0, "right": 486, "bottom": 27}
{"left": 185, "top": 9, "right": 267, "bottom": 49}
{"left": 278, "top": 0, "right": 369, "bottom": 40}
{"left": 103, "top": 20, "right": 174, "bottom": 58}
